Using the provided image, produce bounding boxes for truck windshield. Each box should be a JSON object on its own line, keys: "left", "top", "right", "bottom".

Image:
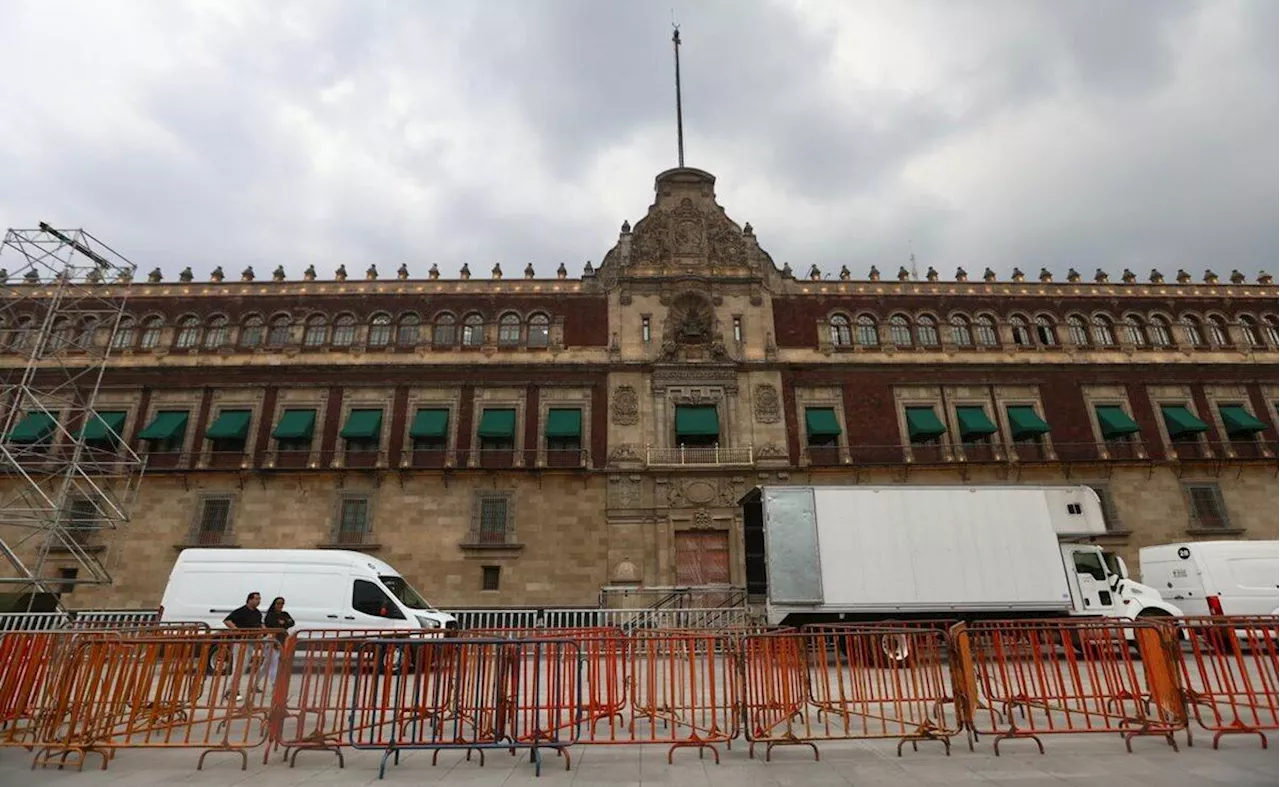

{"left": 379, "top": 575, "right": 435, "bottom": 611}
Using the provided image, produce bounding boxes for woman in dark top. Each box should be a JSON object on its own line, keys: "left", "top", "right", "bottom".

{"left": 260, "top": 597, "right": 294, "bottom": 692}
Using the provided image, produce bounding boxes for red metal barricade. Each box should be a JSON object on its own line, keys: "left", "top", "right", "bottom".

{"left": 1173, "top": 615, "right": 1278, "bottom": 749}
{"left": 740, "top": 627, "right": 960, "bottom": 761}
{"left": 953, "top": 618, "right": 1186, "bottom": 754}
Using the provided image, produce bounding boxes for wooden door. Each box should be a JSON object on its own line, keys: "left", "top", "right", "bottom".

{"left": 674, "top": 531, "right": 731, "bottom": 586}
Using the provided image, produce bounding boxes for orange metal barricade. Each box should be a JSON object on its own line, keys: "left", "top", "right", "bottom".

{"left": 346, "top": 636, "right": 582, "bottom": 777}
{"left": 1173, "top": 615, "right": 1278, "bottom": 749}
{"left": 740, "top": 627, "right": 960, "bottom": 761}
{"left": 265, "top": 628, "right": 447, "bottom": 767}
{"left": 953, "top": 618, "right": 1186, "bottom": 755}
{"left": 24, "top": 631, "right": 279, "bottom": 771}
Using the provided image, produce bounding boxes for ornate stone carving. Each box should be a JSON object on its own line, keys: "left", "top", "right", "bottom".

{"left": 607, "top": 474, "right": 642, "bottom": 507}
{"left": 606, "top": 443, "right": 642, "bottom": 465}
{"left": 691, "top": 509, "right": 713, "bottom": 529}
{"left": 753, "top": 384, "right": 781, "bottom": 423}
{"left": 628, "top": 197, "right": 749, "bottom": 271}
{"left": 610, "top": 386, "right": 639, "bottom": 425}
{"left": 756, "top": 443, "right": 788, "bottom": 459}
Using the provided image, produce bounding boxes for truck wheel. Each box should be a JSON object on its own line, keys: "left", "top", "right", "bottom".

{"left": 879, "top": 633, "right": 912, "bottom": 666}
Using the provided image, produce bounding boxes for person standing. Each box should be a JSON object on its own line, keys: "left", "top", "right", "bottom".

{"left": 260, "top": 597, "right": 294, "bottom": 694}
{"left": 220, "top": 592, "right": 263, "bottom": 701}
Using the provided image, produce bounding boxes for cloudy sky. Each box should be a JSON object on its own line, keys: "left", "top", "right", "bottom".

{"left": 0, "top": 0, "right": 1275, "bottom": 281}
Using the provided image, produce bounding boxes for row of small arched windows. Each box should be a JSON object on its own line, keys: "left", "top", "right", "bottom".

{"left": 828, "top": 312, "right": 1279, "bottom": 350}
{"left": 0, "top": 312, "right": 554, "bottom": 353}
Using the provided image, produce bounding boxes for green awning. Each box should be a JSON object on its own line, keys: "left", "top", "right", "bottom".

{"left": 79, "top": 411, "right": 127, "bottom": 442}
{"left": 544, "top": 408, "right": 582, "bottom": 438}
{"left": 476, "top": 408, "right": 516, "bottom": 438}
{"left": 1161, "top": 405, "right": 1208, "bottom": 438}
{"left": 340, "top": 409, "right": 383, "bottom": 440}
{"left": 1219, "top": 405, "right": 1267, "bottom": 436}
{"left": 1006, "top": 405, "right": 1051, "bottom": 441}
{"left": 204, "top": 409, "right": 252, "bottom": 441}
{"left": 805, "top": 407, "right": 842, "bottom": 438}
{"left": 905, "top": 407, "right": 946, "bottom": 440}
{"left": 138, "top": 411, "right": 188, "bottom": 441}
{"left": 675, "top": 405, "right": 719, "bottom": 437}
{"left": 409, "top": 408, "right": 449, "bottom": 439}
{"left": 6, "top": 412, "right": 57, "bottom": 443}
{"left": 956, "top": 406, "right": 998, "bottom": 439}
{"left": 1095, "top": 406, "right": 1140, "bottom": 440}
{"left": 272, "top": 409, "right": 316, "bottom": 440}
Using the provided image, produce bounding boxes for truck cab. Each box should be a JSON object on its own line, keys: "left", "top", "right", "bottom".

{"left": 1091, "top": 548, "right": 1184, "bottom": 621}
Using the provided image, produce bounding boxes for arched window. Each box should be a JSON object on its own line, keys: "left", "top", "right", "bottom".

{"left": 527, "top": 313, "right": 550, "bottom": 348}
{"left": 1147, "top": 316, "right": 1172, "bottom": 347}
{"left": 204, "top": 315, "right": 229, "bottom": 349}
{"left": 916, "top": 315, "right": 940, "bottom": 347}
{"left": 1009, "top": 316, "right": 1031, "bottom": 347}
{"left": 855, "top": 315, "right": 878, "bottom": 346}
{"left": 1263, "top": 315, "right": 1279, "bottom": 347}
{"left": 1206, "top": 315, "right": 1229, "bottom": 347}
{"left": 331, "top": 314, "right": 356, "bottom": 346}
{"left": 398, "top": 314, "right": 421, "bottom": 346}
{"left": 950, "top": 315, "right": 973, "bottom": 347}
{"left": 430, "top": 314, "right": 453, "bottom": 346}
{"left": 1091, "top": 315, "right": 1115, "bottom": 347}
{"left": 1179, "top": 316, "right": 1205, "bottom": 347}
{"left": 8, "top": 316, "right": 32, "bottom": 352}
{"left": 974, "top": 315, "right": 998, "bottom": 347}
{"left": 72, "top": 319, "right": 97, "bottom": 350}
{"left": 303, "top": 315, "right": 328, "bottom": 347}
{"left": 462, "top": 313, "right": 485, "bottom": 346}
{"left": 1239, "top": 315, "right": 1262, "bottom": 347}
{"left": 1035, "top": 316, "right": 1057, "bottom": 346}
{"left": 267, "top": 315, "right": 292, "bottom": 347}
{"left": 175, "top": 316, "right": 201, "bottom": 349}
{"left": 498, "top": 313, "right": 521, "bottom": 347}
{"left": 240, "top": 315, "right": 264, "bottom": 348}
{"left": 1066, "top": 315, "right": 1089, "bottom": 346}
{"left": 140, "top": 317, "right": 164, "bottom": 349}
{"left": 368, "top": 314, "right": 391, "bottom": 347}
{"left": 828, "top": 314, "right": 852, "bottom": 347}
{"left": 1122, "top": 316, "right": 1146, "bottom": 347}
{"left": 111, "top": 318, "right": 135, "bottom": 350}
{"left": 889, "top": 314, "right": 912, "bottom": 346}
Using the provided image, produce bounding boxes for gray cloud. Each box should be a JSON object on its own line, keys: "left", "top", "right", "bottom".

{"left": 0, "top": 0, "right": 1274, "bottom": 282}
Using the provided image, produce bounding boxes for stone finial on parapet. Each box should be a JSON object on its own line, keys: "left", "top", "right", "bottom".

{"left": 1066, "top": 268, "right": 1081, "bottom": 283}
{"left": 1094, "top": 269, "right": 1108, "bottom": 283}
{"left": 955, "top": 267, "right": 968, "bottom": 282}
{"left": 839, "top": 265, "right": 851, "bottom": 281}
{"left": 868, "top": 265, "right": 880, "bottom": 281}
{"left": 460, "top": 263, "right": 471, "bottom": 280}
{"left": 1259, "top": 271, "right": 1275, "bottom": 285}
{"left": 179, "top": 267, "right": 193, "bottom": 282}
{"left": 1011, "top": 267, "right": 1025, "bottom": 282}
{"left": 429, "top": 264, "right": 440, "bottom": 280}
{"left": 147, "top": 267, "right": 162, "bottom": 283}
{"left": 272, "top": 265, "right": 286, "bottom": 282}
{"left": 303, "top": 265, "right": 317, "bottom": 281}
{"left": 1149, "top": 269, "right": 1164, "bottom": 284}
{"left": 397, "top": 263, "right": 409, "bottom": 280}
{"left": 524, "top": 263, "right": 535, "bottom": 279}
{"left": 492, "top": 263, "right": 502, "bottom": 280}
{"left": 983, "top": 268, "right": 997, "bottom": 282}
{"left": 557, "top": 262, "right": 567, "bottom": 279}
{"left": 1203, "top": 269, "right": 1218, "bottom": 284}
{"left": 335, "top": 265, "right": 347, "bottom": 282}
{"left": 241, "top": 266, "right": 255, "bottom": 282}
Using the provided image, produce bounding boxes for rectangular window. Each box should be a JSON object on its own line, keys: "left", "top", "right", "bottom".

{"left": 1086, "top": 484, "right": 1122, "bottom": 532}
{"left": 409, "top": 408, "right": 449, "bottom": 453}
{"left": 472, "top": 492, "right": 512, "bottom": 545}
{"left": 904, "top": 406, "right": 947, "bottom": 445}
{"left": 1185, "top": 484, "right": 1230, "bottom": 531}
{"left": 641, "top": 316, "right": 651, "bottom": 344}
{"left": 273, "top": 408, "right": 317, "bottom": 458}
{"left": 336, "top": 497, "right": 371, "bottom": 545}
{"left": 341, "top": 409, "right": 384, "bottom": 453}
{"left": 193, "top": 497, "right": 232, "bottom": 546}
{"left": 61, "top": 499, "right": 97, "bottom": 545}
{"left": 205, "top": 409, "right": 252, "bottom": 456}
{"left": 58, "top": 567, "right": 78, "bottom": 595}
{"left": 733, "top": 316, "right": 743, "bottom": 343}
{"left": 138, "top": 410, "right": 189, "bottom": 455}
{"left": 674, "top": 405, "right": 719, "bottom": 448}
{"left": 482, "top": 565, "right": 501, "bottom": 591}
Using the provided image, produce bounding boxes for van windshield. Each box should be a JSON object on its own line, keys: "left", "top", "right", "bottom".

{"left": 380, "top": 575, "right": 434, "bottom": 611}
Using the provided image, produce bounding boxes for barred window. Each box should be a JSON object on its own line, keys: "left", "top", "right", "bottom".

{"left": 974, "top": 316, "right": 998, "bottom": 347}
{"left": 1067, "top": 315, "right": 1089, "bottom": 346}
{"left": 888, "top": 314, "right": 912, "bottom": 346}
{"left": 1086, "top": 485, "right": 1122, "bottom": 532}
{"left": 854, "top": 315, "right": 878, "bottom": 346}
{"left": 1185, "top": 484, "right": 1230, "bottom": 530}
{"left": 1091, "top": 316, "right": 1115, "bottom": 347}
{"left": 1180, "top": 317, "right": 1204, "bottom": 347}
{"left": 175, "top": 317, "right": 201, "bottom": 349}
{"left": 204, "top": 316, "right": 229, "bottom": 349}
{"left": 267, "top": 316, "right": 291, "bottom": 347}
{"left": 829, "top": 315, "right": 852, "bottom": 347}
{"left": 472, "top": 492, "right": 513, "bottom": 545}
{"left": 916, "top": 315, "right": 939, "bottom": 346}
{"left": 498, "top": 313, "right": 521, "bottom": 346}
{"left": 331, "top": 315, "right": 357, "bottom": 346}
{"left": 336, "top": 497, "right": 371, "bottom": 544}
{"left": 240, "top": 316, "right": 264, "bottom": 348}
{"left": 1147, "top": 317, "right": 1172, "bottom": 347}
{"left": 368, "top": 314, "right": 392, "bottom": 347}
{"left": 950, "top": 316, "right": 973, "bottom": 347}
{"left": 431, "top": 314, "right": 454, "bottom": 346}
{"left": 303, "top": 315, "right": 328, "bottom": 347}
{"left": 193, "top": 497, "right": 232, "bottom": 545}
{"left": 462, "top": 313, "right": 485, "bottom": 346}
{"left": 527, "top": 313, "right": 550, "bottom": 348}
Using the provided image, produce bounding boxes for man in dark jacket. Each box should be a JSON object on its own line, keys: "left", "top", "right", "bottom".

{"left": 223, "top": 592, "right": 263, "bottom": 629}
{"left": 220, "top": 592, "right": 262, "bottom": 702}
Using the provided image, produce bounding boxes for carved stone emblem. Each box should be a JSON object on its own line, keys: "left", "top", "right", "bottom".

{"left": 756, "top": 443, "right": 788, "bottom": 459}
{"left": 611, "top": 386, "right": 639, "bottom": 425}
{"left": 753, "top": 384, "right": 781, "bottom": 423}
{"left": 692, "top": 509, "right": 713, "bottom": 529}
{"left": 606, "top": 443, "right": 642, "bottom": 464}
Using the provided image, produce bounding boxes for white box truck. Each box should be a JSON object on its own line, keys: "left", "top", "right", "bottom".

{"left": 159, "top": 549, "right": 456, "bottom": 631}
{"left": 741, "top": 485, "right": 1180, "bottom": 626}
{"left": 1139, "top": 540, "right": 1279, "bottom": 617}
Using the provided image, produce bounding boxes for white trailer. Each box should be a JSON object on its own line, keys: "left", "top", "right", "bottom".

{"left": 741, "top": 485, "right": 1179, "bottom": 626}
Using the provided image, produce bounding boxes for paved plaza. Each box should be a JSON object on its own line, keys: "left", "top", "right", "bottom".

{"left": 3, "top": 732, "right": 1274, "bottom": 786}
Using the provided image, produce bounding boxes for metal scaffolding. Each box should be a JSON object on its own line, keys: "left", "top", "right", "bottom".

{"left": 0, "top": 224, "right": 145, "bottom": 603}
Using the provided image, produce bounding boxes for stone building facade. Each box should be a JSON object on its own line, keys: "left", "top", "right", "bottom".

{"left": 2, "top": 166, "right": 1277, "bottom": 610}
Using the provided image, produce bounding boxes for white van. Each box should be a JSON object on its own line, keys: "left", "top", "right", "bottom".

{"left": 1139, "top": 541, "right": 1279, "bottom": 617}
{"left": 160, "top": 549, "right": 456, "bottom": 631}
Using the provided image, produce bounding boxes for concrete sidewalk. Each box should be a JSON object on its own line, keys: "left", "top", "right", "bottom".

{"left": 3, "top": 733, "right": 1275, "bottom": 786}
